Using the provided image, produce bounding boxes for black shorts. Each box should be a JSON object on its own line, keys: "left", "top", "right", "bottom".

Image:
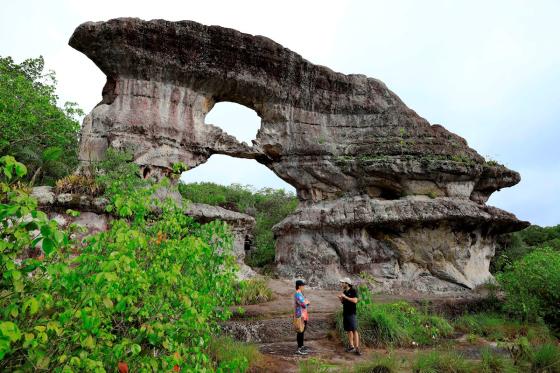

{"left": 343, "top": 313, "right": 357, "bottom": 331}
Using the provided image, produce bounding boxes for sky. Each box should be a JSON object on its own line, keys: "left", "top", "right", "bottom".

{"left": 1, "top": 0, "right": 559, "bottom": 226}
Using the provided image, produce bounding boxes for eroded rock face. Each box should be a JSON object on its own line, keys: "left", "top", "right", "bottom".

{"left": 32, "top": 187, "right": 256, "bottom": 278}
{"left": 69, "top": 18, "right": 528, "bottom": 290}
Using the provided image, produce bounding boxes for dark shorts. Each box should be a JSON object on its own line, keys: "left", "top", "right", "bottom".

{"left": 343, "top": 313, "right": 357, "bottom": 331}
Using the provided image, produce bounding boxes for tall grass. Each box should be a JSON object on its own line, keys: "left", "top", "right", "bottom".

{"left": 530, "top": 343, "right": 560, "bottom": 373}
{"left": 353, "top": 353, "right": 399, "bottom": 373}
{"left": 207, "top": 336, "right": 262, "bottom": 372}
{"left": 413, "top": 351, "right": 473, "bottom": 373}
{"left": 336, "top": 287, "right": 453, "bottom": 347}
{"left": 454, "top": 312, "right": 553, "bottom": 344}
{"left": 234, "top": 277, "right": 274, "bottom": 305}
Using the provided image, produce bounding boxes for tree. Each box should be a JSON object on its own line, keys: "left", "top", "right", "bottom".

{"left": 0, "top": 56, "right": 82, "bottom": 185}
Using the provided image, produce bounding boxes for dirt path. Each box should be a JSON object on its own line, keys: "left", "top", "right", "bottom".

{"left": 232, "top": 278, "right": 498, "bottom": 372}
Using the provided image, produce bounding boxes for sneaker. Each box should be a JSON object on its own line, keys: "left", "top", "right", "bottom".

{"left": 354, "top": 348, "right": 362, "bottom": 356}
{"left": 345, "top": 346, "right": 356, "bottom": 353}
{"left": 301, "top": 346, "right": 311, "bottom": 351}
{"left": 295, "top": 347, "right": 308, "bottom": 355}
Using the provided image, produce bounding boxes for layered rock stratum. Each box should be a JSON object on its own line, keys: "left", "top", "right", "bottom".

{"left": 69, "top": 18, "right": 528, "bottom": 291}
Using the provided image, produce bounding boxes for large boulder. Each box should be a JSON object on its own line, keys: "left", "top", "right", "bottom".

{"left": 69, "top": 18, "right": 528, "bottom": 290}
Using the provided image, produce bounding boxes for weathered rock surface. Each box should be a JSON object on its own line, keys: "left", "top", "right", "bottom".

{"left": 32, "top": 186, "right": 256, "bottom": 276}
{"left": 69, "top": 18, "right": 528, "bottom": 290}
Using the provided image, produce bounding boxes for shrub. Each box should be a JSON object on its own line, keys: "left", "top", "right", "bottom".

{"left": 412, "top": 351, "right": 473, "bottom": 373}
{"left": 336, "top": 287, "right": 453, "bottom": 347}
{"left": 530, "top": 343, "right": 560, "bottom": 373}
{"left": 477, "top": 348, "right": 518, "bottom": 373}
{"left": 234, "top": 278, "right": 274, "bottom": 305}
{"left": 207, "top": 336, "right": 262, "bottom": 372}
{"left": 55, "top": 174, "right": 103, "bottom": 196}
{"left": 178, "top": 182, "right": 298, "bottom": 268}
{"left": 497, "top": 248, "right": 560, "bottom": 328}
{"left": 0, "top": 156, "right": 241, "bottom": 371}
{"left": 0, "top": 56, "right": 82, "bottom": 185}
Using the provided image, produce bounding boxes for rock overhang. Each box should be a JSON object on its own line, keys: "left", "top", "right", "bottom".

{"left": 69, "top": 18, "right": 529, "bottom": 290}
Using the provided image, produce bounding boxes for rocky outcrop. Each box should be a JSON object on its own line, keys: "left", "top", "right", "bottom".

{"left": 69, "top": 18, "right": 528, "bottom": 290}
{"left": 32, "top": 186, "right": 256, "bottom": 277}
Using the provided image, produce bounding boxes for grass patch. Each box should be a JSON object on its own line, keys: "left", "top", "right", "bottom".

{"left": 234, "top": 277, "right": 274, "bottom": 305}
{"left": 478, "top": 348, "right": 518, "bottom": 373}
{"left": 207, "top": 336, "right": 262, "bottom": 372}
{"left": 413, "top": 351, "right": 473, "bottom": 373}
{"left": 530, "top": 343, "right": 560, "bottom": 373}
{"left": 454, "top": 313, "right": 553, "bottom": 344}
{"left": 299, "top": 357, "right": 338, "bottom": 373}
{"left": 353, "top": 352, "right": 399, "bottom": 373}
{"left": 336, "top": 288, "right": 453, "bottom": 347}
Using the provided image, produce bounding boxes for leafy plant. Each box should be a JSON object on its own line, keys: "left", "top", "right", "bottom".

{"left": 0, "top": 156, "right": 242, "bottom": 371}
{"left": 178, "top": 182, "right": 298, "bottom": 268}
{"left": 55, "top": 174, "right": 103, "bottom": 196}
{"left": 497, "top": 248, "right": 560, "bottom": 328}
{"left": 0, "top": 56, "right": 82, "bottom": 185}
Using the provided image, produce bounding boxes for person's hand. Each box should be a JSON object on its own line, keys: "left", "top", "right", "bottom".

{"left": 304, "top": 299, "right": 310, "bottom": 305}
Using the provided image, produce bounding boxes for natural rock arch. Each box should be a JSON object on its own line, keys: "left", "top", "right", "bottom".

{"left": 70, "top": 18, "right": 528, "bottom": 290}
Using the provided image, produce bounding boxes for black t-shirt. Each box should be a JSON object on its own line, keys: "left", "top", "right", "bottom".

{"left": 342, "top": 287, "right": 358, "bottom": 315}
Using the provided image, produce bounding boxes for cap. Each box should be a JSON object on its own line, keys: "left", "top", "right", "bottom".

{"left": 339, "top": 277, "right": 353, "bottom": 285}
{"left": 295, "top": 279, "right": 306, "bottom": 288}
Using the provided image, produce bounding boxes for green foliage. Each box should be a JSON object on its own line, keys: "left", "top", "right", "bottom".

{"left": 0, "top": 156, "right": 242, "bottom": 371}
{"left": 336, "top": 287, "right": 453, "bottom": 347}
{"left": 496, "top": 248, "right": 560, "bottom": 328}
{"left": 493, "top": 225, "right": 560, "bottom": 273}
{"left": 0, "top": 56, "right": 82, "bottom": 185}
{"left": 478, "top": 348, "right": 518, "bottom": 373}
{"left": 530, "top": 343, "right": 560, "bottom": 373}
{"left": 207, "top": 336, "right": 262, "bottom": 372}
{"left": 353, "top": 352, "right": 399, "bottom": 373}
{"left": 179, "top": 182, "right": 298, "bottom": 267}
{"left": 299, "top": 357, "right": 337, "bottom": 373}
{"left": 412, "top": 351, "right": 474, "bottom": 373}
{"left": 55, "top": 174, "right": 104, "bottom": 196}
{"left": 454, "top": 312, "right": 553, "bottom": 344}
{"left": 234, "top": 278, "right": 274, "bottom": 305}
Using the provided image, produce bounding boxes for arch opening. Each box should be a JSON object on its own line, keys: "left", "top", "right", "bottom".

{"left": 204, "top": 101, "right": 261, "bottom": 145}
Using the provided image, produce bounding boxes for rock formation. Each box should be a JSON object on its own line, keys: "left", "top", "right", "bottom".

{"left": 32, "top": 186, "right": 256, "bottom": 278}
{"left": 69, "top": 18, "right": 528, "bottom": 291}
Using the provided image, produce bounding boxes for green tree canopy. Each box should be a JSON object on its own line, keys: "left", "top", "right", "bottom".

{"left": 0, "top": 56, "right": 82, "bottom": 185}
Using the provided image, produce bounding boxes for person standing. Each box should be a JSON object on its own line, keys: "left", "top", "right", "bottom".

{"left": 294, "top": 279, "right": 310, "bottom": 355}
{"left": 338, "top": 277, "right": 361, "bottom": 355}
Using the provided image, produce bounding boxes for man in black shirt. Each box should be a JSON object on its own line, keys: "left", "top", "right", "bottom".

{"left": 337, "top": 277, "right": 361, "bottom": 355}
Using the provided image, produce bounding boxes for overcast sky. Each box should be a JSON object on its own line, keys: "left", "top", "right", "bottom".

{"left": 1, "top": 0, "right": 559, "bottom": 226}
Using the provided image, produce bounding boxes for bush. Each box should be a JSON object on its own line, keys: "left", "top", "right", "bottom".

{"left": 413, "top": 351, "right": 473, "bottom": 373}
{"left": 179, "top": 182, "right": 298, "bottom": 268}
{"left": 336, "top": 287, "right": 453, "bottom": 347}
{"left": 207, "top": 336, "right": 262, "bottom": 372}
{"left": 55, "top": 174, "right": 103, "bottom": 196}
{"left": 0, "top": 56, "right": 82, "bottom": 185}
{"left": 0, "top": 156, "right": 241, "bottom": 371}
{"left": 478, "top": 348, "right": 518, "bottom": 373}
{"left": 530, "top": 343, "right": 560, "bottom": 373}
{"left": 234, "top": 278, "right": 274, "bottom": 305}
{"left": 497, "top": 248, "right": 560, "bottom": 328}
